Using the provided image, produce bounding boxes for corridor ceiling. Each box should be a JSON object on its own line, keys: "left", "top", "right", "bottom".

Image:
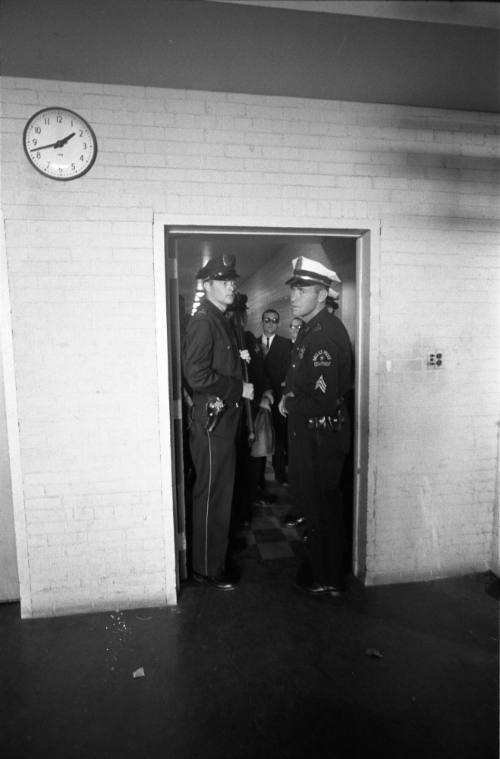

{"left": 1, "top": 0, "right": 498, "bottom": 112}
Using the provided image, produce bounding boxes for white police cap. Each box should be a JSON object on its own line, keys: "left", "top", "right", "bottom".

{"left": 285, "top": 256, "right": 341, "bottom": 287}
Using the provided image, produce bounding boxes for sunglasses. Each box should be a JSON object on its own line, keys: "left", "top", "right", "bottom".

{"left": 263, "top": 316, "right": 279, "bottom": 324}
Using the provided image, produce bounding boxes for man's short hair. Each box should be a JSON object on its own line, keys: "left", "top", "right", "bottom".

{"left": 262, "top": 308, "right": 280, "bottom": 321}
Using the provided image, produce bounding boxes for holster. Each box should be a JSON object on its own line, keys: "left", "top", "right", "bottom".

{"left": 205, "top": 396, "right": 226, "bottom": 432}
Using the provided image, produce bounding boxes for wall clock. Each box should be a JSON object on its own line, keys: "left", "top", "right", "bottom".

{"left": 23, "top": 107, "right": 97, "bottom": 180}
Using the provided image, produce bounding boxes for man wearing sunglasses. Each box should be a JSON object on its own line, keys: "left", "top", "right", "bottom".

{"left": 260, "top": 309, "right": 292, "bottom": 487}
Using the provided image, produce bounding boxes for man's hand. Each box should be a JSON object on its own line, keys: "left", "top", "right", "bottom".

{"left": 261, "top": 389, "right": 274, "bottom": 405}
{"left": 279, "top": 391, "right": 294, "bottom": 417}
{"left": 239, "top": 349, "right": 251, "bottom": 364}
{"left": 242, "top": 382, "right": 254, "bottom": 400}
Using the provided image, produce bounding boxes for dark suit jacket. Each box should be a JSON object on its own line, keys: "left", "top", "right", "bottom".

{"left": 261, "top": 334, "right": 292, "bottom": 398}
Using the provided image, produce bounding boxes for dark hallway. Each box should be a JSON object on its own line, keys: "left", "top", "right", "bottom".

{"left": 1, "top": 482, "right": 498, "bottom": 759}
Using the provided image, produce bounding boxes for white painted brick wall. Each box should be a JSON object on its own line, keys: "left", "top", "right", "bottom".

{"left": 0, "top": 349, "right": 18, "bottom": 600}
{"left": 1, "top": 76, "right": 499, "bottom": 614}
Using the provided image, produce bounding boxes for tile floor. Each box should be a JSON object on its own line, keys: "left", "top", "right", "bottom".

{"left": 236, "top": 498, "right": 303, "bottom": 562}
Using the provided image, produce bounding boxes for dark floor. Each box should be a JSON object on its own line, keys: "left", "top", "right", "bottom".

{"left": 1, "top": 482, "right": 498, "bottom": 759}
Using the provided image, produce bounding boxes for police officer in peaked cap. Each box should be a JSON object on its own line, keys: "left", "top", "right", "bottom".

{"left": 182, "top": 254, "right": 254, "bottom": 590}
{"left": 279, "top": 256, "right": 353, "bottom": 596}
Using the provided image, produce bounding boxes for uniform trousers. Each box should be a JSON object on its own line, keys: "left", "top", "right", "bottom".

{"left": 189, "top": 405, "right": 241, "bottom": 577}
{"left": 288, "top": 422, "right": 346, "bottom": 587}
{"left": 232, "top": 430, "right": 264, "bottom": 528}
{"left": 271, "top": 404, "right": 288, "bottom": 482}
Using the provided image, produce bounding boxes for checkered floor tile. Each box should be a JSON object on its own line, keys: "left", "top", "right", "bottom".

{"left": 236, "top": 489, "right": 304, "bottom": 562}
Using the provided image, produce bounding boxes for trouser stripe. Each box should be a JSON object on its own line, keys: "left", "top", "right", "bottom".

{"left": 204, "top": 429, "right": 212, "bottom": 575}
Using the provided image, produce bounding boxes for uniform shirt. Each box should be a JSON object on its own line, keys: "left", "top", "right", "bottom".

{"left": 284, "top": 308, "right": 352, "bottom": 419}
{"left": 182, "top": 298, "right": 243, "bottom": 403}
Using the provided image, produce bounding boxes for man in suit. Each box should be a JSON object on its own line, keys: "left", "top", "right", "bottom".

{"left": 259, "top": 308, "right": 292, "bottom": 485}
{"left": 226, "top": 293, "right": 273, "bottom": 528}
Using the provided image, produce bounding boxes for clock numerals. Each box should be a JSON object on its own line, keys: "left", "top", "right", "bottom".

{"left": 23, "top": 108, "right": 97, "bottom": 180}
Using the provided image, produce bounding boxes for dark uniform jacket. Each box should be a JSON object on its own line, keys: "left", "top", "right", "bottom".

{"left": 284, "top": 308, "right": 353, "bottom": 451}
{"left": 182, "top": 298, "right": 243, "bottom": 404}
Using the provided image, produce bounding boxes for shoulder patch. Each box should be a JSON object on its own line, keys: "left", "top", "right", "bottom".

{"left": 190, "top": 306, "right": 208, "bottom": 321}
{"left": 312, "top": 349, "right": 332, "bottom": 367}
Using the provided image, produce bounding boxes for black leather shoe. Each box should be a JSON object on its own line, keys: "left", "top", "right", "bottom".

{"left": 295, "top": 580, "right": 331, "bottom": 596}
{"left": 324, "top": 585, "right": 345, "bottom": 597}
{"left": 192, "top": 571, "right": 238, "bottom": 591}
{"left": 284, "top": 514, "right": 305, "bottom": 528}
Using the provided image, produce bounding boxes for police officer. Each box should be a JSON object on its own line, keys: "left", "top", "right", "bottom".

{"left": 279, "top": 256, "right": 353, "bottom": 596}
{"left": 182, "top": 255, "right": 254, "bottom": 590}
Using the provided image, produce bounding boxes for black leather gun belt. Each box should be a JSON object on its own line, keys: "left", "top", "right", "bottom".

{"left": 306, "top": 412, "right": 343, "bottom": 432}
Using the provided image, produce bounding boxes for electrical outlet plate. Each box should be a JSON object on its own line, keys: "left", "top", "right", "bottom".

{"left": 427, "top": 351, "right": 443, "bottom": 368}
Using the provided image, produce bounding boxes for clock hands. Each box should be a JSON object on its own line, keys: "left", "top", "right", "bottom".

{"left": 30, "top": 132, "right": 76, "bottom": 152}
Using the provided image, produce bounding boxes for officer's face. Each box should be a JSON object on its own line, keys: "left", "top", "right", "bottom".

{"left": 290, "top": 285, "right": 326, "bottom": 321}
{"left": 205, "top": 279, "right": 237, "bottom": 310}
{"left": 262, "top": 311, "right": 279, "bottom": 337}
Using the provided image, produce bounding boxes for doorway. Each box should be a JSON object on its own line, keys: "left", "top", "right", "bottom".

{"left": 159, "top": 224, "right": 370, "bottom": 590}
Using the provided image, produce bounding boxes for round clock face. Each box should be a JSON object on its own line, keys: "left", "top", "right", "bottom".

{"left": 23, "top": 107, "right": 97, "bottom": 180}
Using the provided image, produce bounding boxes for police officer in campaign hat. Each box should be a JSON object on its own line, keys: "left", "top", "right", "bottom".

{"left": 182, "top": 254, "right": 254, "bottom": 590}
{"left": 279, "top": 256, "right": 353, "bottom": 596}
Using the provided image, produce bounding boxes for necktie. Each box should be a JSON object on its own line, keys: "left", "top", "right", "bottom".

{"left": 264, "top": 337, "right": 269, "bottom": 355}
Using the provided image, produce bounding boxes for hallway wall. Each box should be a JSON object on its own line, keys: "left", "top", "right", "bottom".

{"left": 1, "top": 76, "right": 498, "bottom": 615}
{"left": 0, "top": 352, "right": 18, "bottom": 601}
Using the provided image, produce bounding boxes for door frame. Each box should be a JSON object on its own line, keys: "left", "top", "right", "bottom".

{"left": 153, "top": 216, "right": 380, "bottom": 595}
